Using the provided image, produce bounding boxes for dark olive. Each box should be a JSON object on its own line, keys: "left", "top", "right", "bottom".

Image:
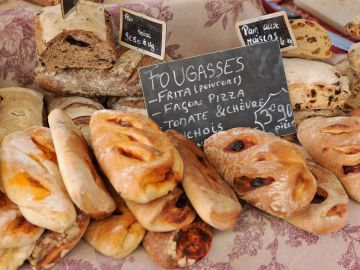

{"left": 250, "top": 177, "right": 264, "bottom": 187}
{"left": 231, "top": 140, "right": 244, "bottom": 151}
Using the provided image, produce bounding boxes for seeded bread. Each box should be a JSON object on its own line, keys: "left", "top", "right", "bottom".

{"left": 283, "top": 58, "right": 351, "bottom": 110}
{"left": 345, "top": 15, "right": 360, "bottom": 39}
{"left": 283, "top": 19, "right": 332, "bottom": 59}
{"left": 35, "top": 1, "right": 116, "bottom": 69}
{"left": 349, "top": 43, "right": 360, "bottom": 78}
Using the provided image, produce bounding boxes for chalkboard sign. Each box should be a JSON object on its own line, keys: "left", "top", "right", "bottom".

{"left": 119, "top": 8, "right": 166, "bottom": 60}
{"left": 139, "top": 41, "right": 296, "bottom": 146}
{"left": 235, "top": 11, "right": 297, "bottom": 52}
{"left": 61, "top": 0, "right": 79, "bottom": 18}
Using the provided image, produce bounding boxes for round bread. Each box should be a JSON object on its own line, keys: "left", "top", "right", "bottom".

{"left": 48, "top": 109, "right": 116, "bottom": 219}
{"left": 0, "top": 192, "right": 44, "bottom": 249}
{"left": 204, "top": 128, "right": 317, "bottom": 218}
{"left": 285, "top": 161, "right": 349, "bottom": 234}
{"left": 0, "top": 127, "right": 76, "bottom": 232}
{"left": 166, "top": 130, "right": 242, "bottom": 230}
{"left": 89, "top": 110, "right": 183, "bottom": 203}
{"left": 345, "top": 15, "right": 360, "bottom": 39}
{"left": 0, "top": 243, "right": 36, "bottom": 270}
{"left": 298, "top": 116, "right": 360, "bottom": 202}
{"left": 143, "top": 219, "right": 212, "bottom": 269}
{"left": 126, "top": 186, "right": 196, "bottom": 232}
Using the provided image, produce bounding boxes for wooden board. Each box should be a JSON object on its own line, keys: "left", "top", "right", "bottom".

{"left": 294, "top": 0, "right": 360, "bottom": 34}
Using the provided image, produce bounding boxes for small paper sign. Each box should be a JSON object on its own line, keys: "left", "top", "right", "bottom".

{"left": 61, "top": 0, "right": 79, "bottom": 19}
{"left": 235, "top": 11, "right": 297, "bottom": 52}
{"left": 139, "top": 41, "right": 296, "bottom": 147}
{"left": 119, "top": 8, "right": 166, "bottom": 60}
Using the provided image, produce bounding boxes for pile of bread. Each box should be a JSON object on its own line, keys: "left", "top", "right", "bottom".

{"left": 1, "top": 0, "right": 360, "bottom": 269}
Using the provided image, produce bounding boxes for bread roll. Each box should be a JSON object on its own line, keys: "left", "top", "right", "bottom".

{"left": 35, "top": 1, "right": 116, "bottom": 69}
{"left": 285, "top": 161, "right": 348, "bottom": 234}
{"left": 349, "top": 43, "right": 360, "bottom": 78}
{"left": 0, "top": 127, "right": 76, "bottom": 232}
{"left": 166, "top": 130, "right": 241, "bottom": 230}
{"left": 345, "top": 15, "right": 360, "bottom": 39}
{"left": 0, "top": 243, "right": 36, "bottom": 270}
{"left": 204, "top": 128, "right": 317, "bottom": 218}
{"left": 35, "top": 49, "right": 162, "bottom": 96}
{"left": 298, "top": 116, "right": 360, "bottom": 202}
{"left": 283, "top": 58, "right": 350, "bottom": 110}
{"left": 0, "top": 87, "right": 43, "bottom": 143}
{"left": 48, "top": 109, "right": 116, "bottom": 219}
{"left": 126, "top": 187, "right": 196, "bottom": 232}
{"left": 84, "top": 201, "right": 145, "bottom": 259}
{"left": 283, "top": 19, "right": 332, "bottom": 59}
{"left": 107, "top": 96, "right": 147, "bottom": 115}
{"left": 29, "top": 211, "right": 90, "bottom": 270}
{"left": 89, "top": 110, "right": 183, "bottom": 203}
{"left": 293, "top": 109, "right": 345, "bottom": 127}
{"left": 143, "top": 219, "right": 212, "bottom": 269}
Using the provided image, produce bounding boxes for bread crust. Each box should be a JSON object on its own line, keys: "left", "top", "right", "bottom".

{"left": 298, "top": 116, "right": 360, "bottom": 202}
{"left": 346, "top": 15, "right": 360, "bottom": 39}
{"left": 0, "top": 243, "right": 36, "bottom": 270}
{"left": 89, "top": 110, "right": 183, "bottom": 203}
{"left": 48, "top": 109, "right": 116, "bottom": 219}
{"left": 166, "top": 130, "right": 242, "bottom": 230}
{"left": 0, "top": 127, "right": 76, "bottom": 232}
{"left": 204, "top": 128, "right": 317, "bottom": 218}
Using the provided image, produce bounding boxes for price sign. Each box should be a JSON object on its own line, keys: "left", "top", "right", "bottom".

{"left": 119, "top": 8, "right": 166, "bottom": 60}
{"left": 61, "top": 0, "right": 79, "bottom": 19}
{"left": 139, "top": 41, "right": 296, "bottom": 146}
{"left": 235, "top": 11, "right": 297, "bottom": 52}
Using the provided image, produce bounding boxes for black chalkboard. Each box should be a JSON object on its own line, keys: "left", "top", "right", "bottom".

{"left": 236, "top": 11, "right": 297, "bottom": 52}
{"left": 119, "top": 8, "right": 166, "bottom": 60}
{"left": 61, "top": 0, "right": 79, "bottom": 18}
{"left": 139, "top": 41, "right": 296, "bottom": 147}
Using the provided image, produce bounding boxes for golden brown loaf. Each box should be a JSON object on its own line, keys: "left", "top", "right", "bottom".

{"left": 204, "top": 128, "right": 317, "bottom": 218}
{"left": 0, "top": 87, "right": 44, "bottom": 143}
{"left": 48, "top": 109, "right": 116, "bottom": 219}
{"left": 89, "top": 110, "right": 183, "bottom": 203}
{"left": 126, "top": 186, "right": 196, "bottom": 232}
{"left": 29, "top": 211, "right": 90, "bottom": 270}
{"left": 285, "top": 161, "right": 349, "bottom": 234}
{"left": 143, "top": 219, "right": 212, "bottom": 269}
{"left": 0, "top": 192, "right": 44, "bottom": 249}
{"left": 166, "top": 130, "right": 242, "bottom": 230}
{"left": 0, "top": 243, "right": 36, "bottom": 270}
{"left": 0, "top": 127, "right": 76, "bottom": 232}
{"left": 298, "top": 116, "right": 360, "bottom": 202}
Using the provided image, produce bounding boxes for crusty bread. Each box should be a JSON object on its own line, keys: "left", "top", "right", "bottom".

{"left": 0, "top": 243, "right": 36, "bottom": 270}
{"left": 46, "top": 96, "right": 103, "bottom": 145}
{"left": 89, "top": 110, "right": 183, "bottom": 203}
{"left": 166, "top": 130, "right": 242, "bottom": 230}
{"left": 0, "top": 87, "right": 44, "bottom": 143}
{"left": 204, "top": 128, "right": 317, "bottom": 219}
{"left": 349, "top": 43, "right": 360, "bottom": 78}
{"left": 35, "top": 49, "right": 161, "bottom": 96}
{"left": 126, "top": 186, "right": 196, "bottom": 232}
{"left": 48, "top": 109, "right": 116, "bottom": 219}
{"left": 285, "top": 161, "right": 348, "bottom": 234}
{"left": 0, "top": 127, "right": 76, "bottom": 232}
{"left": 283, "top": 19, "right": 332, "bottom": 59}
{"left": 107, "top": 96, "right": 147, "bottom": 115}
{"left": 29, "top": 211, "right": 90, "bottom": 270}
{"left": 283, "top": 58, "right": 350, "bottom": 110}
{"left": 293, "top": 109, "right": 345, "bottom": 127}
{"left": 298, "top": 116, "right": 360, "bottom": 202}
{"left": 35, "top": 1, "right": 116, "bottom": 69}
{"left": 345, "top": 15, "right": 360, "bottom": 39}
{"left": 0, "top": 192, "right": 44, "bottom": 249}
{"left": 143, "top": 219, "right": 212, "bottom": 269}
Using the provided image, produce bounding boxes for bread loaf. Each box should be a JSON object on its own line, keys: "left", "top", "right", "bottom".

{"left": 349, "top": 43, "right": 360, "bottom": 78}
{"left": 204, "top": 128, "right": 317, "bottom": 218}
{"left": 126, "top": 187, "right": 196, "bottom": 232}
{"left": 283, "top": 19, "right": 332, "bottom": 59}
{"left": 107, "top": 96, "right": 147, "bottom": 115}
{"left": 35, "top": 1, "right": 116, "bottom": 69}
{"left": 48, "top": 109, "right": 116, "bottom": 219}
{"left": 0, "top": 127, "right": 76, "bottom": 232}
{"left": 35, "top": 49, "right": 162, "bottom": 96}
{"left": 166, "top": 130, "right": 242, "bottom": 230}
{"left": 29, "top": 211, "right": 90, "bottom": 270}
{"left": 283, "top": 58, "right": 351, "bottom": 110}
{"left": 0, "top": 87, "right": 44, "bottom": 143}
{"left": 0, "top": 243, "right": 36, "bottom": 270}
{"left": 89, "top": 110, "right": 183, "bottom": 203}
{"left": 345, "top": 15, "right": 360, "bottom": 39}
{"left": 298, "top": 116, "right": 360, "bottom": 202}
{"left": 293, "top": 109, "right": 345, "bottom": 127}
